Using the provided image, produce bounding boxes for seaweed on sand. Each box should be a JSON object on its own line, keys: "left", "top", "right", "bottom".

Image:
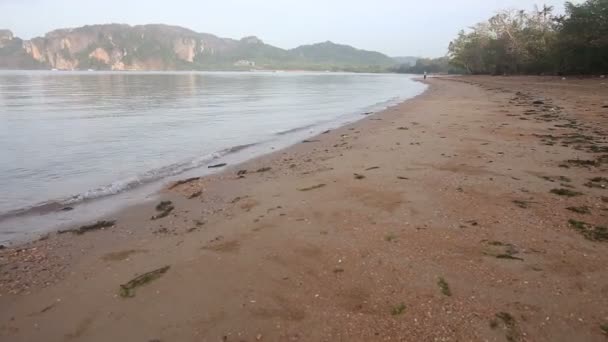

{"left": 151, "top": 201, "right": 175, "bottom": 220}
{"left": 168, "top": 177, "right": 200, "bottom": 189}
{"left": 391, "top": 303, "right": 406, "bottom": 315}
{"left": 58, "top": 220, "right": 116, "bottom": 235}
{"left": 437, "top": 277, "right": 452, "bottom": 296}
{"left": 119, "top": 265, "right": 170, "bottom": 298}
{"left": 568, "top": 219, "right": 608, "bottom": 242}
{"left": 298, "top": 184, "right": 326, "bottom": 191}
{"left": 550, "top": 188, "right": 582, "bottom": 197}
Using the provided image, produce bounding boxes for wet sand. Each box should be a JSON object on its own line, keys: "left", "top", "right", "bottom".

{"left": 1, "top": 76, "right": 607, "bottom": 341}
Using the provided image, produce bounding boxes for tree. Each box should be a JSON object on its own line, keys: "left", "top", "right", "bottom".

{"left": 555, "top": 0, "right": 608, "bottom": 74}
{"left": 446, "top": 0, "right": 607, "bottom": 75}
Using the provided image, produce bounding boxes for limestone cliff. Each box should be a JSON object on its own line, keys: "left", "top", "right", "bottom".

{"left": 0, "top": 24, "right": 397, "bottom": 72}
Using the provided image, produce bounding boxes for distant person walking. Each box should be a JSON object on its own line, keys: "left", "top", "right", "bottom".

{"left": 423, "top": 71, "right": 427, "bottom": 80}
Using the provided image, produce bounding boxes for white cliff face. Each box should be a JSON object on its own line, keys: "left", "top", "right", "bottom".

{"left": 88, "top": 47, "right": 130, "bottom": 70}
{"left": 60, "top": 38, "right": 71, "bottom": 50}
{"left": 89, "top": 48, "right": 111, "bottom": 64}
{"left": 21, "top": 38, "right": 75, "bottom": 69}
{"left": 173, "top": 38, "right": 197, "bottom": 62}
{"left": 110, "top": 49, "right": 126, "bottom": 70}
{"left": 111, "top": 61, "right": 126, "bottom": 71}
{"left": 22, "top": 41, "right": 45, "bottom": 62}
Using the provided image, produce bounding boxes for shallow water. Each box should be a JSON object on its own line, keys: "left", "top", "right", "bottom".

{"left": 0, "top": 70, "right": 426, "bottom": 242}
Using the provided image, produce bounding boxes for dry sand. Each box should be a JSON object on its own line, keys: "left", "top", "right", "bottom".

{"left": 1, "top": 76, "right": 607, "bottom": 341}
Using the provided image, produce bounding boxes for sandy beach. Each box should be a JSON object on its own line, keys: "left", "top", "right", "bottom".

{"left": 1, "top": 76, "right": 607, "bottom": 341}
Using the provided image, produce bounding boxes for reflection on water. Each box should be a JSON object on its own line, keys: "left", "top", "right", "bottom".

{"left": 0, "top": 71, "right": 426, "bottom": 232}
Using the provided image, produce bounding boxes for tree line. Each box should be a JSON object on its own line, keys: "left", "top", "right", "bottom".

{"left": 390, "top": 57, "right": 467, "bottom": 75}
{"left": 395, "top": 0, "right": 608, "bottom": 75}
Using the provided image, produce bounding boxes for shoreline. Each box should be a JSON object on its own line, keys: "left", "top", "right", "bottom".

{"left": 1, "top": 76, "right": 607, "bottom": 341}
{"left": 0, "top": 76, "right": 426, "bottom": 245}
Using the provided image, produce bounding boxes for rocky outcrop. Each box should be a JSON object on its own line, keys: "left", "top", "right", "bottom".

{"left": 0, "top": 30, "right": 13, "bottom": 48}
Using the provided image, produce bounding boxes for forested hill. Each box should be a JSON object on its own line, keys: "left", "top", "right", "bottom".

{"left": 0, "top": 24, "right": 396, "bottom": 72}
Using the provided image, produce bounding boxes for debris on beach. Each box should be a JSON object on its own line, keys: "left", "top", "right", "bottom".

{"left": 354, "top": 173, "right": 365, "bottom": 179}
{"left": 230, "top": 196, "right": 247, "bottom": 204}
{"left": 119, "top": 265, "right": 170, "bottom": 298}
{"left": 584, "top": 177, "right": 608, "bottom": 189}
{"left": 237, "top": 169, "right": 248, "bottom": 176}
{"left": 437, "top": 277, "right": 452, "bottom": 296}
{"left": 169, "top": 177, "right": 200, "bottom": 189}
{"left": 566, "top": 206, "right": 591, "bottom": 214}
{"left": 491, "top": 312, "right": 520, "bottom": 341}
{"left": 256, "top": 167, "right": 272, "bottom": 173}
{"left": 564, "top": 157, "right": 603, "bottom": 168}
{"left": 208, "top": 163, "right": 227, "bottom": 168}
{"left": 38, "top": 302, "right": 57, "bottom": 314}
{"left": 512, "top": 199, "right": 534, "bottom": 209}
{"left": 298, "top": 184, "right": 326, "bottom": 191}
{"left": 483, "top": 240, "right": 524, "bottom": 261}
{"left": 58, "top": 220, "right": 116, "bottom": 235}
{"left": 151, "top": 201, "right": 174, "bottom": 220}
{"left": 391, "top": 303, "right": 406, "bottom": 315}
{"left": 365, "top": 166, "right": 380, "bottom": 171}
{"left": 550, "top": 188, "right": 582, "bottom": 197}
{"left": 188, "top": 191, "right": 202, "bottom": 199}
{"left": 302, "top": 139, "right": 320, "bottom": 143}
{"left": 568, "top": 219, "right": 608, "bottom": 241}
{"left": 385, "top": 233, "right": 397, "bottom": 242}
{"left": 333, "top": 267, "right": 344, "bottom": 274}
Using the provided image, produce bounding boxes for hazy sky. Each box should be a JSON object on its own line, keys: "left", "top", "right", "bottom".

{"left": 1, "top": 0, "right": 576, "bottom": 57}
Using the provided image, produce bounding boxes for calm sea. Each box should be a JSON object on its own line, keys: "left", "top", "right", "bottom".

{"left": 0, "top": 70, "right": 426, "bottom": 243}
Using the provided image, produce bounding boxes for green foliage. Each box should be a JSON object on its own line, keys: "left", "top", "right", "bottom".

{"left": 447, "top": 0, "right": 608, "bottom": 75}
{"left": 556, "top": 0, "right": 608, "bottom": 73}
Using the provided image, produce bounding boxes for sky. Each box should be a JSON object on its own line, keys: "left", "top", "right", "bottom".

{"left": 0, "top": 0, "right": 578, "bottom": 57}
